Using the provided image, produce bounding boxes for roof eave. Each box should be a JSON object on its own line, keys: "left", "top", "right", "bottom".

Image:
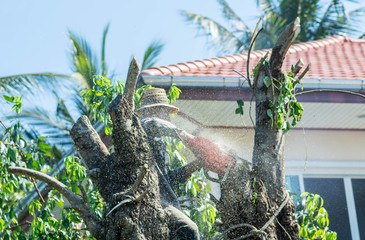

{"left": 141, "top": 75, "right": 365, "bottom": 91}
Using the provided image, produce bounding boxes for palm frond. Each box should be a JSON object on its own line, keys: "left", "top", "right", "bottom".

{"left": 54, "top": 92, "right": 76, "bottom": 125}
{"left": 68, "top": 31, "right": 98, "bottom": 89}
{"left": 181, "top": 10, "right": 246, "bottom": 54}
{"left": 256, "top": 0, "right": 277, "bottom": 15}
{"left": 315, "top": 0, "right": 358, "bottom": 39}
{"left": 0, "top": 73, "right": 69, "bottom": 93}
{"left": 216, "top": 0, "right": 242, "bottom": 22}
{"left": 216, "top": 0, "right": 252, "bottom": 42}
{"left": 8, "top": 108, "right": 73, "bottom": 145}
{"left": 141, "top": 41, "right": 165, "bottom": 70}
{"left": 255, "top": 13, "right": 287, "bottom": 49}
{"left": 101, "top": 23, "right": 110, "bottom": 76}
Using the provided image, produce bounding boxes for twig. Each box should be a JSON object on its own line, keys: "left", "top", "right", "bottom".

{"left": 213, "top": 192, "right": 290, "bottom": 240}
{"left": 29, "top": 178, "right": 45, "bottom": 204}
{"left": 135, "top": 183, "right": 155, "bottom": 202}
{"left": 232, "top": 69, "right": 248, "bottom": 87}
{"left": 107, "top": 167, "right": 154, "bottom": 217}
{"left": 0, "top": 119, "right": 7, "bottom": 129}
{"left": 78, "top": 181, "right": 89, "bottom": 205}
{"left": 246, "top": 18, "right": 263, "bottom": 88}
{"left": 212, "top": 223, "right": 264, "bottom": 240}
{"left": 131, "top": 167, "right": 147, "bottom": 195}
{"left": 275, "top": 218, "right": 292, "bottom": 240}
{"left": 6, "top": 221, "right": 32, "bottom": 230}
{"left": 260, "top": 192, "right": 290, "bottom": 231}
{"left": 292, "top": 59, "right": 304, "bottom": 77}
{"left": 295, "top": 89, "right": 365, "bottom": 99}
{"left": 247, "top": 27, "right": 264, "bottom": 88}
{"left": 297, "top": 63, "right": 311, "bottom": 81}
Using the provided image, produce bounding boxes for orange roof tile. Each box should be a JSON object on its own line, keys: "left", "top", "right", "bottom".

{"left": 141, "top": 36, "right": 365, "bottom": 80}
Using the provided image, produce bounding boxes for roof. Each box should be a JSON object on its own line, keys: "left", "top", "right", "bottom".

{"left": 142, "top": 36, "right": 365, "bottom": 80}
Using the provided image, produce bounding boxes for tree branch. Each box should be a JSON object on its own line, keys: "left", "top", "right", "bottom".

{"left": 8, "top": 167, "right": 81, "bottom": 207}
{"left": 70, "top": 115, "right": 110, "bottom": 171}
{"left": 124, "top": 56, "right": 140, "bottom": 110}
{"left": 270, "top": 17, "right": 301, "bottom": 80}
{"left": 7, "top": 166, "right": 104, "bottom": 238}
{"left": 247, "top": 19, "right": 264, "bottom": 88}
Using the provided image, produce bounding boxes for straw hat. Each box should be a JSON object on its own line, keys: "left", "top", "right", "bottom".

{"left": 137, "top": 88, "right": 179, "bottom": 114}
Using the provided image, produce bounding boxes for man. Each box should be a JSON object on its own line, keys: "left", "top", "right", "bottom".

{"left": 137, "top": 88, "right": 201, "bottom": 240}
{"left": 137, "top": 88, "right": 234, "bottom": 239}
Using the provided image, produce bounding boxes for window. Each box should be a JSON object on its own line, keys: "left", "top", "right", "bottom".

{"left": 352, "top": 179, "right": 365, "bottom": 239}
{"left": 303, "top": 178, "right": 352, "bottom": 239}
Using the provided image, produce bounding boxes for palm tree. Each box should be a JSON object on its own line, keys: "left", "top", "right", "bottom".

{"left": 181, "top": 0, "right": 365, "bottom": 54}
{"left": 1, "top": 24, "right": 164, "bottom": 147}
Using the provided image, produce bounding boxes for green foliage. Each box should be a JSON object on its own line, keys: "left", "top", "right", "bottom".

{"left": 295, "top": 192, "right": 337, "bottom": 240}
{"left": 3, "top": 95, "right": 22, "bottom": 114}
{"left": 0, "top": 96, "right": 102, "bottom": 239}
{"left": 82, "top": 75, "right": 125, "bottom": 135}
{"left": 165, "top": 137, "right": 221, "bottom": 239}
{"left": 235, "top": 99, "right": 244, "bottom": 115}
{"left": 182, "top": 0, "right": 365, "bottom": 54}
{"left": 268, "top": 68, "right": 304, "bottom": 131}
{"left": 167, "top": 84, "right": 182, "bottom": 104}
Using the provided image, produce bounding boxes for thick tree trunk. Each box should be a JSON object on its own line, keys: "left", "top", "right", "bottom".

{"left": 70, "top": 58, "right": 169, "bottom": 239}
{"left": 214, "top": 18, "right": 302, "bottom": 240}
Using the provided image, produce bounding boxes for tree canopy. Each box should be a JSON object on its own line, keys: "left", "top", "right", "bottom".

{"left": 181, "top": 0, "right": 365, "bottom": 53}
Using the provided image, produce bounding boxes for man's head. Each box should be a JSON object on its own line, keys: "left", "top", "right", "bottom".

{"left": 137, "top": 88, "right": 178, "bottom": 121}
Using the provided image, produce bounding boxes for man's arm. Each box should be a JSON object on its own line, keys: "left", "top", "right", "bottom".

{"left": 178, "top": 130, "right": 235, "bottom": 175}
{"left": 168, "top": 160, "right": 202, "bottom": 187}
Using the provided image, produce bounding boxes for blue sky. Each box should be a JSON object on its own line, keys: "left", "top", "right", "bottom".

{"left": 0, "top": 0, "right": 364, "bottom": 79}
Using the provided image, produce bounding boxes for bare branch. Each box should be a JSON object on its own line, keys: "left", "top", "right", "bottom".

{"left": 8, "top": 167, "right": 81, "bottom": 205}
{"left": 270, "top": 17, "right": 301, "bottom": 79}
{"left": 8, "top": 166, "right": 104, "bottom": 238}
{"left": 131, "top": 167, "right": 147, "bottom": 195}
{"left": 124, "top": 56, "right": 141, "bottom": 109}
{"left": 247, "top": 24, "right": 264, "bottom": 88}
{"left": 70, "top": 115, "right": 110, "bottom": 170}
{"left": 292, "top": 59, "right": 304, "bottom": 77}
{"left": 78, "top": 181, "right": 89, "bottom": 205}
{"left": 297, "top": 63, "right": 311, "bottom": 81}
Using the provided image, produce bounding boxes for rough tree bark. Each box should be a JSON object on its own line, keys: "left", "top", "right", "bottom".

{"left": 69, "top": 57, "right": 170, "bottom": 239}
{"left": 214, "top": 18, "right": 305, "bottom": 240}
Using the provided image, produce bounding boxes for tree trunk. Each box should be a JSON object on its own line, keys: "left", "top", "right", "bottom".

{"left": 214, "top": 18, "right": 302, "bottom": 240}
{"left": 70, "top": 58, "right": 169, "bottom": 239}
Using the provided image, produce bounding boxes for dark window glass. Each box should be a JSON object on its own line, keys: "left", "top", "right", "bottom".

{"left": 304, "top": 178, "right": 351, "bottom": 240}
{"left": 352, "top": 179, "right": 365, "bottom": 239}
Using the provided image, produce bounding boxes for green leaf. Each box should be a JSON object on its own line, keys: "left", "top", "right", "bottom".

{"left": 235, "top": 107, "right": 244, "bottom": 115}
{"left": 236, "top": 99, "right": 244, "bottom": 107}
{"left": 39, "top": 148, "right": 51, "bottom": 157}
{"left": 264, "top": 76, "right": 271, "bottom": 87}
{"left": 267, "top": 109, "right": 273, "bottom": 120}
{"left": 3, "top": 95, "right": 14, "bottom": 102}
{"left": 38, "top": 142, "right": 52, "bottom": 149}
{"left": 72, "top": 183, "right": 79, "bottom": 194}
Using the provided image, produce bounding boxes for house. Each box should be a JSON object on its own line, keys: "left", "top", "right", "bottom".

{"left": 139, "top": 36, "right": 365, "bottom": 240}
